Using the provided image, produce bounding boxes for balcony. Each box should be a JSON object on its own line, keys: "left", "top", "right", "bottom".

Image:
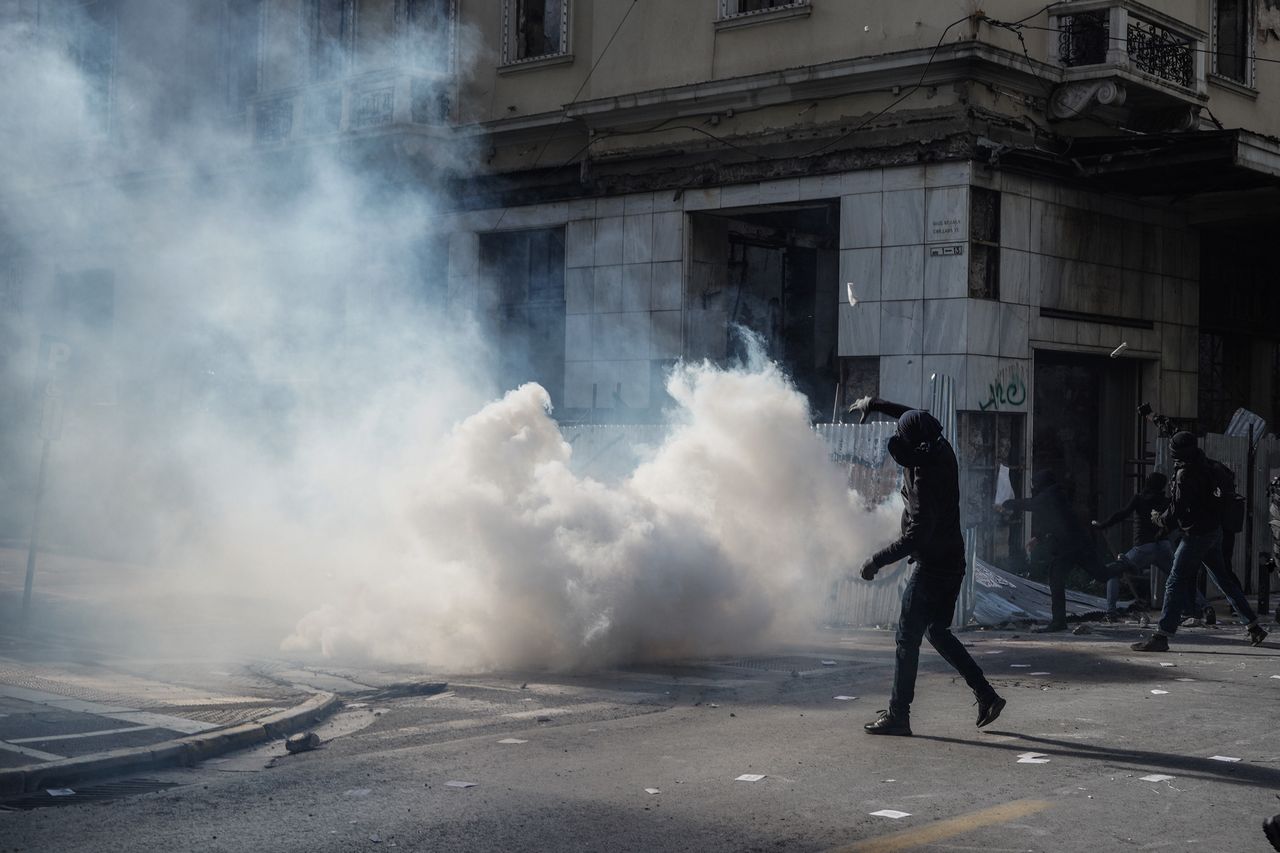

{"left": 250, "top": 68, "right": 451, "bottom": 145}
{"left": 1046, "top": 0, "right": 1207, "bottom": 129}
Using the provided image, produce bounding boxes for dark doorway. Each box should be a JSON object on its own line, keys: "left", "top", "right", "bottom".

{"left": 686, "top": 203, "right": 840, "bottom": 419}
{"left": 1032, "top": 349, "right": 1139, "bottom": 555}
{"left": 478, "top": 228, "right": 566, "bottom": 409}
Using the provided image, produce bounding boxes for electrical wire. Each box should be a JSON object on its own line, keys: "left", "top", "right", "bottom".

{"left": 801, "top": 14, "right": 975, "bottom": 158}
{"left": 488, "top": 0, "right": 641, "bottom": 230}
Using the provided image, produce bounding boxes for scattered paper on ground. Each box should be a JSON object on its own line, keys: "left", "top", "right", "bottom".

{"left": 46, "top": 789, "right": 75, "bottom": 797}
{"left": 1010, "top": 664, "right": 1030, "bottom": 668}
{"left": 1175, "top": 678, "right": 1194, "bottom": 682}
{"left": 1017, "top": 752, "right": 1050, "bottom": 764}
{"left": 1159, "top": 662, "right": 1175, "bottom": 667}
{"left": 735, "top": 774, "right": 766, "bottom": 782}
{"left": 1209, "top": 756, "right": 1241, "bottom": 763}
{"left": 644, "top": 787, "right": 660, "bottom": 795}
{"left": 821, "top": 660, "right": 837, "bottom": 666}
{"left": 1151, "top": 690, "right": 1169, "bottom": 695}
{"left": 987, "top": 650, "right": 1004, "bottom": 655}
{"left": 498, "top": 738, "right": 528, "bottom": 744}
{"left": 870, "top": 810, "right": 911, "bottom": 819}
{"left": 1140, "top": 774, "right": 1175, "bottom": 782}
{"left": 446, "top": 781, "right": 478, "bottom": 788}
{"left": 1029, "top": 671, "right": 1051, "bottom": 676}
{"left": 834, "top": 695, "right": 857, "bottom": 701}
{"left": 344, "top": 788, "right": 371, "bottom": 797}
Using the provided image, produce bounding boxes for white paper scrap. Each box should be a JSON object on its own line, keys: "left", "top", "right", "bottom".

{"left": 1140, "top": 774, "right": 1174, "bottom": 782}
{"left": 995, "top": 465, "right": 1015, "bottom": 507}
{"left": 498, "top": 738, "right": 528, "bottom": 744}
{"left": 821, "top": 660, "right": 838, "bottom": 666}
{"left": 735, "top": 774, "right": 766, "bottom": 782}
{"left": 46, "top": 788, "right": 75, "bottom": 797}
{"left": 1010, "top": 664, "right": 1030, "bottom": 668}
{"left": 986, "top": 650, "right": 1004, "bottom": 655}
{"left": 446, "top": 781, "right": 478, "bottom": 788}
{"left": 1016, "top": 751, "right": 1050, "bottom": 764}
{"left": 344, "top": 788, "right": 372, "bottom": 797}
{"left": 870, "top": 810, "right": 911, "bottom": 819}
{"left": 1029, "top": 672, "right": 1051, "bottom": 676}
{"left": 834, "top": 695, "right": 858, "bottom": 701}
{"left": 1209, "top": 756, "right": 1241, "bottom": 763}
{"left": 1159, "top": 662, "right": 1175, "bottom": 667}
{"left": 1174, "top": 678, "right": 1195, "bottom": 682}
{"left": 1151, "top": 690, "right": 1169, "bottom": 695}
{"left": 846, "top": 282, "right": 857, "bottom": 306}
{"left": 1271, "top": 675, "right": 1280, "bottom": 680}
{"left": 644, "top": 787, "right": 660, "bottom": 795}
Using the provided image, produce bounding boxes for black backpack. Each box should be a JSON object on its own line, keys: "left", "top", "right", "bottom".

{"left": 1207, "top": 458, "right": 1246, "bottom": 533}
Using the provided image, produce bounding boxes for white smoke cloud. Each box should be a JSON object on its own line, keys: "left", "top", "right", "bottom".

{"left": 1, "top": 6, "right": 900, "bottom": 670}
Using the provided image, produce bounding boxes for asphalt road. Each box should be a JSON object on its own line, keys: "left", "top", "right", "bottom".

{"left": 4, "top": 623, "right": 1279, "bottom": 852}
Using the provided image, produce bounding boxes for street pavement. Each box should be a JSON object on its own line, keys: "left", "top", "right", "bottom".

{"left": 3, "top": 616, "right": 1279, "bottom": 852}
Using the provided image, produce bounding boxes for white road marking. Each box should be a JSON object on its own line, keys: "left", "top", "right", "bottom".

{"left": 9, "top": 725, "right": 154, "bottom": 744}
{"left": 0, "top": 740, "right": 64, "bottom": 761}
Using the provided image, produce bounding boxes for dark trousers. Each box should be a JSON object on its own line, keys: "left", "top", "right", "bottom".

{"left": 1158, "top": 528, "right": 1257, "bottom": 635}
{"left": 890, "top": 569, "right": 992, "bottom": 717}
{"left": 1044, "top": 545, "right": 1118, "bottom": 625}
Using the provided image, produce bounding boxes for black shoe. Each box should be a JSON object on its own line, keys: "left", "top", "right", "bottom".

{"left": 1203, "top": 606, "right": 1217, "bottom": 626}
{"left": 863, "top": 710, "right": 912, "bottom": 736}
{"left": 1033, "top": 621, "right": 1068, "bottom": 634}
{"left": 975, "top": 693, "right": 1006, "bottom": 728}
{"left": 1130, "top": 634, "right": 1169, "bottom": 652}
{"left": 1248, "top": 623, "right": 1269, "bottom": 647}
{"left": 1264, "top": 814, "right": 1280, "bottom": 852}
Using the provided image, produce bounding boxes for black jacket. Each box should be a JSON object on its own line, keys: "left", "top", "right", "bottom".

{"left": 1161, "top": 450, "right": 1219, "bottom": 535}
{"left": 1098, "top": 490, "right": 1170, "bottom": 547}
{"left": 1003, "top": 481, "right": 1090, "bottom": 554}
{"left": 867, "top": 400, "right": 966, "bottom": 575}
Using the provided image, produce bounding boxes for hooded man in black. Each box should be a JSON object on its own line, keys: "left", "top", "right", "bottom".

{"left": 1002, "top": 470, "right": 1118, "bottom": 632}
{"left": 851, "top": 397, "right": 1004, "bottom": 737}
{"left": 1093, "top": 472, "right": 1179, "bottom": 620}
{"left": 1131, "top": 431, "right": 1268, "bottom": 651}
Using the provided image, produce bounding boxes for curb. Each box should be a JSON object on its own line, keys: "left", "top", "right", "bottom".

{"left": 0, "top": 691, "right": 340, "bottom": 796}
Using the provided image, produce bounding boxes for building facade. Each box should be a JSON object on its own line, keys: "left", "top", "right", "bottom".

{"left": 3, "top": 0, "right": 1280, "bottom": 571}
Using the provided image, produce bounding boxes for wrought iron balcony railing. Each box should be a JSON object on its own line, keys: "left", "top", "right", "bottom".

{"left": 1047, "top": 1, "right": 1206, "bottom": 94}
{"left": 250, "top": 68, "right": 452, "bottom": 145}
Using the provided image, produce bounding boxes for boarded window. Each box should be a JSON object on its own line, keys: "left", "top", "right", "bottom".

{"left": 223, "top": 0, "right": 262, "bottom": 114}
{"left": 959, "top": 411, "right": 1026, "bottom": 571}
{"left": 1214, "top": 0, "right": 1251, "bottom": 83}
{"left": 479, "top": 229, "right": 567, "bottom": 409}
{"left": 969, "top": 187, "right": 1000, "bottom": 300}
{"left": 311, "top": 0, "right": 354, "bottom": 81}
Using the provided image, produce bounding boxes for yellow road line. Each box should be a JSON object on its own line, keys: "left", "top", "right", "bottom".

{"left": 832, "top": 798, "right": 1053, "bottom": 853}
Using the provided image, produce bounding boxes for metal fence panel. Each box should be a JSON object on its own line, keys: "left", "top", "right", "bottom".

{"left": 1202, "top": 433, "right": 1251, "bottom": 586}
{"left": 1255, "top": 435, "right": 1280, "bottom": 570}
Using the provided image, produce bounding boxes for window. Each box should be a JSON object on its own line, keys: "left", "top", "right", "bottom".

{"left": 310, "top": 0, "right": 355, "bottom": 82}
{"left": 478, "top": 229, "right": 567, "bottom": 408}
{"left": 502, "top": 0, "right": 571, "bottom": 66}
{"left": 716, "top": 0, "right": 811, "bottom": 22}
{"left": 222, "top": 0, "right": 262, "bottom": 116}
{"left": 1213, "top": 0, "right": 1254, "bottom": 85}
{"left": 969, "top": 187, "right": 1000, "bottom": 300}
{"left": 959, "top": 411, "right": 1026, "bottom": 571}
{"left": 50, "top": 0, "right": 117, "bottom": 130}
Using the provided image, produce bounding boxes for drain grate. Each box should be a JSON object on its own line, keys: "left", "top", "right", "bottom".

{"left": 0, "top": 779, "right": 181, "bottom": 811}
{"left": 715, "top": 656, "right": 839, "bottom": 673}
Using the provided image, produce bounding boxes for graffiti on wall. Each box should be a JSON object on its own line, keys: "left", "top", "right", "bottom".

{"left": 978, "top": 365, "right": 1027, "bottom": 412}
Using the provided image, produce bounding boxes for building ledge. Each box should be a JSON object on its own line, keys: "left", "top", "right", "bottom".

{"left": 714, "top": 3, "right": 812, "bottom": 32}
{"left": 498, "top": 53, "right": 575, "bottom": 75}
{"left": 1208, "top": 73, "right": 1259, "bottom": 100}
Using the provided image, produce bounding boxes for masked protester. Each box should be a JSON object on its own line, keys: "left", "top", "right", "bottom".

{"left": 1002, "top": 471, "right": 1120, "bottom": 633}
{"left": 1092, "top": 472, "right": 1190, "bottom": 622}
{"left": 849, "top": 396, "right": 1004, "bottom": 737}
{"left": 1131, "top": 432, "right": 1268, "bottom": 651}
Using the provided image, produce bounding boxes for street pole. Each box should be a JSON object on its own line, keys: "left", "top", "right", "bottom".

{"left": 22, "top": 437, "right": 52, "bottom": 622}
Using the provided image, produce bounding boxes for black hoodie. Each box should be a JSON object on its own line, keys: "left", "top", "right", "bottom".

{"left": 866, "top": 401, "right": 966, "bottom": 576}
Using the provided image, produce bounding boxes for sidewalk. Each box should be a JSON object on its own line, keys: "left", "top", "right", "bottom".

{"left": 0, "top": 632, "right": 338, "bottom": 795}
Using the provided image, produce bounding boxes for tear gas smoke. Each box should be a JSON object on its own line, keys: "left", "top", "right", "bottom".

{"left": 0, "top": 7, "right": 899, "bottom": 671}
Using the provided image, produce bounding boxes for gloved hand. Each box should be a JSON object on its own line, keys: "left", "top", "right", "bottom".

{"left": 846, "top": 395, "right": 873, "bottom": 424}
{"left": 859, "top": 557, "right": 879, "bottom": 581}
{"left": 1150, "top": 509, "right": 1164, "bottom": 528}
